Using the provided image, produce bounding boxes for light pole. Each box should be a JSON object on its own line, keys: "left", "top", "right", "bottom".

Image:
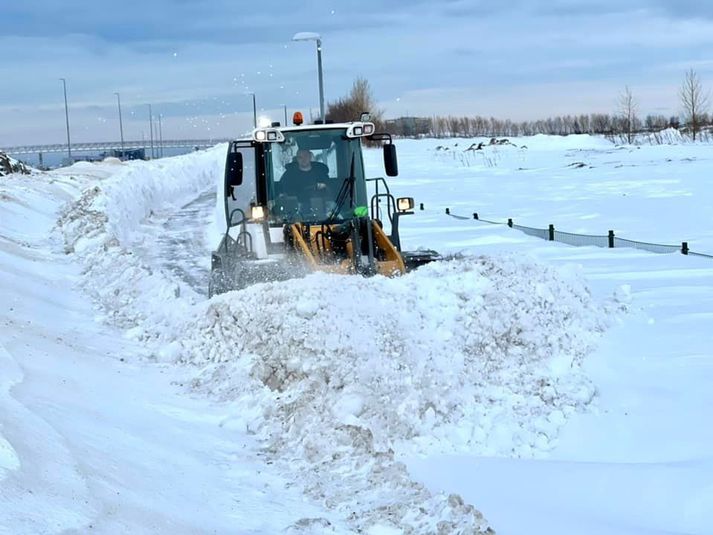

{"left": 59, "top": 78, "right": 72, "bottom": 161}
{"left": 292, "top": 32, "right": 324, "bottom": 123}
{"left": 245, "top": 92, "right": 257, "bottom": 127}
{"left": 114, "top": 92, "right": 125, "bottom": 156}
{"left": 148, "top": 104, "right": 154, "bottom": 159}
{"left": 282, "top": 104, "right": 288, "bottom": 125}
{"left": 158, "top": 114, "right": 163, "bottom": 158}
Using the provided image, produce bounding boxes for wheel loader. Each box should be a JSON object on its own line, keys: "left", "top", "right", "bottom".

{"left": 209, "top": 113, "right": 439, "bottom": 296}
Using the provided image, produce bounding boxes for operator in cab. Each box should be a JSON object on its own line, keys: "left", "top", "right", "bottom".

{"left": 279, "top": 149, "right": 329, "bottom": 198}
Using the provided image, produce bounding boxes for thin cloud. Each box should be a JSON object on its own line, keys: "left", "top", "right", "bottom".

{"left": 2, "top": 0, "right": 713, "bottom": 145}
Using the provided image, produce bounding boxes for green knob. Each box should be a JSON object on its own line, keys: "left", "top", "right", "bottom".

{"left": 353, "top": 206, "right": 368, "bottom": 218}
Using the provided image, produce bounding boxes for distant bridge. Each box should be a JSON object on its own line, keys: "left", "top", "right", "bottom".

{"left": 1, "top": 139, "right": 230, "bottom": 156}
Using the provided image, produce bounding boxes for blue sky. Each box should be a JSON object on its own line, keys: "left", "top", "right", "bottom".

{"left": 1, "top": 0, "right": 712, "bottom": 146}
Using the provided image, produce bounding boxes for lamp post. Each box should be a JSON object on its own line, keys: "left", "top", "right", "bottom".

{"left": 114, "top": 92, "right": 125, "bottom": 156}
{"left": 158, "top": 114, "right": 163, "bottom": 158}
{"left": 292, "top": 32, "right": 324, "bottom": 123}
{"left": 148, "top": 104, "right": 154, "bottom": 159}
{"left": 59, "top": 78, "right": 72, "bottom": 161}
{"left": 282, "top": 104, "right": 288, "bottom": 125}
{"left": 245, "top": 92, "right": 257, "bottom": 127}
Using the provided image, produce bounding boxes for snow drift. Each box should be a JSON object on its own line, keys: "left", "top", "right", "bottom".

{"left": 185, "top": 257, "right": 610, "bottom": 457}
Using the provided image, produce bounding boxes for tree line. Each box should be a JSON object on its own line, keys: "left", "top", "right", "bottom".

{"left": 327, "top": 70, "right": 710, "bottom": 141}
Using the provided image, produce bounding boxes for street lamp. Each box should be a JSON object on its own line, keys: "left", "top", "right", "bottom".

{"left": 245, "top": 92, "right": 257, "bottom": 128}
{"left": 158, "top": 114, "right": 164, "bottom": 158}
{"left": 292, "top": 32, "right": 324, "bottom": 123}
{"left": 282, "top": 104, "right": 288, "bottom": 126}
{"left": 114, "top": 92, "right": 125, "bottom": 156}
{"left": 148, "top": 104, "right": 155, "bottom": 159}
{"left": 59, "top": 78, "right": 72, "bottom": 162}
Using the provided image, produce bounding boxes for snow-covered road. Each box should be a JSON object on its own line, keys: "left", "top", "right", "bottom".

{"left": 129, "top": 189, "right": 214, "bottom": 296}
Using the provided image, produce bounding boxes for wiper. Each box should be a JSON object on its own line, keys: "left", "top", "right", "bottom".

{"left": 327, "top": 152, "right": 356, "bottom": 222}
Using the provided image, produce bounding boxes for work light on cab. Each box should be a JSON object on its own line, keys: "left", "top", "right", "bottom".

{"left": 345, "top": 122, "right": 376, "bottom": 138}
{"left": 252, "top": 129, "right": 285, "bottom": 143}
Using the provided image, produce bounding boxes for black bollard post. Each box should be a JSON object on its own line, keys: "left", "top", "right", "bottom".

{"left": 473, "top": 212, "right": 479, "bottom": 220}
{"left": 420, "top": 203, "right": 424, "bottom": 211}
{"left": 445, "top": 207, "right": 450, "bottom": 215}
{"left": 608, "top": 230, "right": 615, "bottom": 248}
{"left": 548, "top": 224, "right": 555, "bottom": 241}
{"left": 682, "top": 242, "right": 689, "bottom": 255}
{"left": 507, "top": 218, "right": 513, "bottom": 228}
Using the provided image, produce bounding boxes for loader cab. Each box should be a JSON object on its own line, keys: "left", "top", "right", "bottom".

{"left": 265, "top": 127, "right": 369, "bottom": 225}
{"left": 221, "top": 122, "right": 380, "bottom": 232}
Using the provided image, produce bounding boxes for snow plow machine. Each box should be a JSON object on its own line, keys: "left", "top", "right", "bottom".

{"left": 209, "top": 112, "right": 440, "bottom": 296}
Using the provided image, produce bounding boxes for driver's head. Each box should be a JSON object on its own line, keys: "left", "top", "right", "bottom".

{"left": 296, "top": 149, "right": 313, "bottom": 170}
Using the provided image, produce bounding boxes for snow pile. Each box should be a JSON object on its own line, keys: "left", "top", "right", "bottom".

{"left": 93, "top": 146, "right": 225, "bottom": 246}
{"left": 183, "top": 257, "right": 613, "bottom": 458}
{"left": 168, "top": 255, "right": 618, "bottom": 532}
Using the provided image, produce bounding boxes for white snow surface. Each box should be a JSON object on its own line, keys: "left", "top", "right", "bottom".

{"left": 2, "top": 134, "right": 712, "bottom": 534}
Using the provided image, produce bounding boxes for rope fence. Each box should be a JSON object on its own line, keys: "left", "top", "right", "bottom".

{"left": 434, "top": 206, "right": 713, "bottom": 259}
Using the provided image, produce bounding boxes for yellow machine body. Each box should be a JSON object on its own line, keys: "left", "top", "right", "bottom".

{"left": 287, "top": 221, "right": 406, "bottom": 276}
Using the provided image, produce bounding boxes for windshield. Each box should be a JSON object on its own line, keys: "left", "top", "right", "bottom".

{"left": 265, "top": 129, "right": 368, "bottom": 225}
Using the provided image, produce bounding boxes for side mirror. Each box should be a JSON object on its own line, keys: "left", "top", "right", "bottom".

{"left": 383, "top": 143, "right": 398, "bottom": 177}
{"left": 225, "top": 151, "right": 243, "bottom": 198}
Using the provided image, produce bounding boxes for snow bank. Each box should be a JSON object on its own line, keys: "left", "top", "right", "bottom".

{"left": 100, "top": 146, "right": 225, "bottom": 245}
{"left": 172, "top": 254, "right": 616, "bottom": 531}
{"left": 182, "top": 256, "right": 612, "bottom": 458}
{"left": 57, "top": 147, "right": 224, "bottom": 333}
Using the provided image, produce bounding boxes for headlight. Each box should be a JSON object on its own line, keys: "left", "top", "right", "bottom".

{"left": 397, "top": 197, "right": 414, "bottom": 212}
{"left": 250, "top": 205, "right": 266, "bottom": 221}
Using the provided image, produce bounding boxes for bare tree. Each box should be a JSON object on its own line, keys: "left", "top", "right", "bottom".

{"left": 326, "top": 77, "right": 383, "bottom": 126}
{"left": 617, "top": 86, "right": 639, "bottom": 144}
{"left": 679, "top": 69, "right": 710, "bottom": 140}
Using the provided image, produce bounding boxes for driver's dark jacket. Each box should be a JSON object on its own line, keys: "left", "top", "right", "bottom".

{"left": 278, "top": 162, "right": 329, "bottom": 198}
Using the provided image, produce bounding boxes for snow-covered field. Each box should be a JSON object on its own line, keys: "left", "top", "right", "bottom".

{"left": 1, "top": 135, "right": 711, "bottom": 534}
